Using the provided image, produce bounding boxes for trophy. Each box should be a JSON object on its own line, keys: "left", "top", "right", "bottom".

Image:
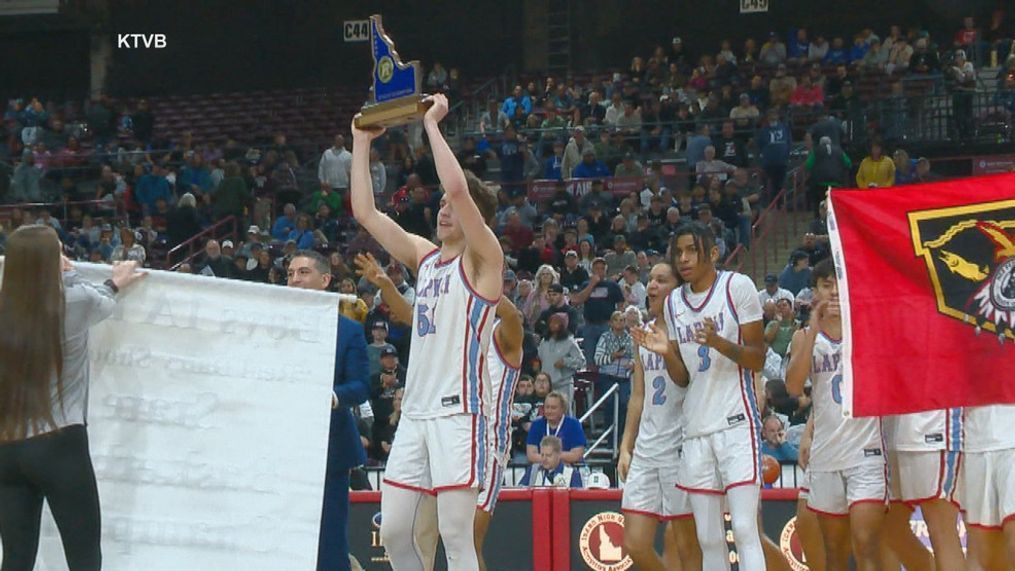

{"left": 354, "top": 15, "right": 431, "bottom": 129}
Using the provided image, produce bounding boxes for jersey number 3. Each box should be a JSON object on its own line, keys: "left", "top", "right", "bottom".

{"left": 416, "top": 304, "right": 437, "bottom": 337}
{"left": 697, "top": 345, "right": 711, "bottom": 372}
{"left": 651, "top": 376, "right": 667, "bottom": 405}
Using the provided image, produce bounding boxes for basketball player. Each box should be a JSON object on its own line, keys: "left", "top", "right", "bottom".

{"left": 618, "top": 262, "right": 701, "bottom": 571}
{"left": 960, "top": 404, "right": 1015, "bottom": 570}
{"left": 795, "top": 416, "right": 827, "bottom": 571}
{"left": 634, "top": 222, "right": 768, "bottom": 571}
{"left": 786, "top": 259, "right": 885, "bottom": 571}
{"left": 351, "top": 93, "right": 503, "bottom": 571}
{"left": 883, "top": 410, "right": 962, "bottom": 570}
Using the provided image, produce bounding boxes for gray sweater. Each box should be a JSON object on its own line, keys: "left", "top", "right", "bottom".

{"left": 537, "top": 335, "right": 586, "bottom": 391}
{"left": 26, "top": 272, "right": 117, "bottom": 438}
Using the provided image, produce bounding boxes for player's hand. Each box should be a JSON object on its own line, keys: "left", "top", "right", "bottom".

{"left": 617, "top": 448, "right": 632, "bottom": 483}
{"left": 350, "top": 116, "right": 386, "bottom": 142}
{"left": 808, "top": 299, "right": 828, "bottom": 329}
{"left": 423, "top": 94, "right": 449, "bottom": 125}
{"left": 589, "top": 273, "right": 603, "bottom": 287}
{"left": 61, "top": 254, "right": 74, "bottom": 272}
{"left": 630, "top": 321, "right": 669, "bottom": 355}
{"left": 381, "top": 441, "right": 392, "bottom": 453}
{"left": 354, "top": 252, "right": 388, "bottom": 287}
{"left": 693, "top": 317, "right": 720, "bottom": 348}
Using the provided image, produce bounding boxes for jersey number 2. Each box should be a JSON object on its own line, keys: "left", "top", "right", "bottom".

{"left": 697, "top": 345, "right": 711, "bottom": 372}
{"left": 416, "top": 304, "right": 437, "bottom": 337}
{"left": 651, "top": 376, "right": 667, "bottom": 405}
{"left": 831, "top": 374, "right": 843, "bottom": 405}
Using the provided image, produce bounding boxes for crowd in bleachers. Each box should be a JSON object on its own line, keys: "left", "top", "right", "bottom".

{"left": 2, "top": 14, "right": 1014, "bottom": 486}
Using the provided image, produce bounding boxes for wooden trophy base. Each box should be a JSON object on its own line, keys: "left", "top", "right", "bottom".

{"left": 355, "top": 96, "right": 432, "bottom": 129}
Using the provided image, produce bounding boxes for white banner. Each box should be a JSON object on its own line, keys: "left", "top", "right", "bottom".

{"left": 0, "top": 262, "right": 339, "bottom": 570}
{"left": 343, "top": 19, "right": 370, "bottom": 42}
{"left": 740, "top": 0, "right": 769, "bottom": 13}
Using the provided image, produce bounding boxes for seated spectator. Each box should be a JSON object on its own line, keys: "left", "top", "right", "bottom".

{"left": 808, "top": 35, "right": 830, "bottom": 62}
{"left": 768, "top": 64, "right": 797, "bottom": 108}
{"left": 247, "top": 249, "right": 274, "bottom": 284}
{"left": 572, "top": 149, "right": 609, "bottom": 179}
{"left": 520, "top": 435, "right": 584, "bottom": 488}
{"left": 525, "top": 391, "right": 586, "bottom": 465}
{"left": 366, "top": 321, "right": 396, "bottom": 377}
{"left": 370, "top": 346, "right": 406, "bottom": 427}
{"left": 789, "top": 75, "right": 824, "bottom": 110}
{"left": 288, "top": 213, "right": 316, "bottom": 250}
{"left": 824, "top": 37, "right": 848, "bottom": 65}
{"left": 544, "top": 140, "right": 565, "bottom": 180}
{"left": 760, "top": 32, "right": 787, "bottom": 66}
{"left": 695, "top": 145, "right": 736, "bottom": 184}
{"left": 764, "top": 298, "right": 798, "bottom": 358}
{"left": 197, "top": 239, "right": 233, "bottom": 278}
{"left": 338, "top": 278, "right": 369, "bottom": 322}
{"left": 893, "top": 149, "right": 918, "bottom": 185}
{"left": 760, "top": 415, "right": 799, "bottom": 463}
{"left": 778, "top": 251, "right": 812, "bottom": 296}
{"left": 502, "top": 85, "right": 533, "bottom": 119}
{"left": 511, "top": 375, "right": 538, "bottom": 459}
{"left": 271, "top": 203, "right": 298, "bottom": 241}
{"left": 847, "top": 34, "right": 869, "bottom": 65}
{"left": 614, "top": 152, "right": 643, "bottom": 178}
{"left": 372, "top": 387, "right": 403, "bottom": 463}
{"left": 537, "top": 313, "right": 586, "bottom": 394}
{"left": 479, "top": 98, "right": 510, "bottom": 134}
{"left": 110, "top": 228, "right": 146, "bottom": 264}
{"left": 885, "top": 36, "right": 912, "bottom": 74}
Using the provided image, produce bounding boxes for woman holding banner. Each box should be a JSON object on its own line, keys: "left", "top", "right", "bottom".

{"left": 0, "top": 224, "right": 144, "bottom": 571}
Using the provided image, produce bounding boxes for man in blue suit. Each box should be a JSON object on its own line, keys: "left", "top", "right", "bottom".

{"left": 287, "top": 250, "right": 370, "bottom": 571}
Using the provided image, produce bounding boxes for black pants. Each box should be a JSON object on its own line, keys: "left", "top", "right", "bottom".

{"left": 0, "top": 425, "right": 101, "bottom": 571}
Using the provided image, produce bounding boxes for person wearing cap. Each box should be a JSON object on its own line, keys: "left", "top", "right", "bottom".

{"left": 534, "top": 282, "right": 579, "bottom": 337}
{"left": 760, "top": 32, "right": 788, "bottom": 66}
{"left": 365, "top": 319, "right": 396, "bottom": 376}
{"left": 220, "top": 239, "right": 236, "bottom": 259}
{"left": 370, "top": 346, "right": 406, "bottom": 429}
{"left": 237, "top": 225, "right": 264, "bottom": 259}
{"left": 614, "top": 151, "right": 643, "bottom": 179}
{"left": 559, "top": 249, "right": 590, "bottom": 293}
{"left": 561, "top": 126, "right": 594, "bottom": 179}
{"left": 758, "top": 274, "right": 795, "bottom": 309}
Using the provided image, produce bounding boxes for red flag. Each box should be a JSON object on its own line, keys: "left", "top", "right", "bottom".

{"left": 827, "top": 173, "right": 1015, "bottom": 417}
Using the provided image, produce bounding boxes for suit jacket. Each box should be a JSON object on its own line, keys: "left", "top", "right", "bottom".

{"left": 328, "top": 315, "right": 370, "bottom": 472}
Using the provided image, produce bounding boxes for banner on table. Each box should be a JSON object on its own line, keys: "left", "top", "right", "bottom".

{"left": 0, "top": 262, "right": 339, "bottom": 571}
{"left": 827, "top": 174, "right": 1015, "bottom": 417}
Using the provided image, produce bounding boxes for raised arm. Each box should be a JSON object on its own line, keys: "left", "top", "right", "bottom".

{"left": 786, "top": 301, "right": 825, "bottom": 396}
{"left": 354, "top": 252, "right": 413, "bottom": 325}
{"left": 423, "top": 94, "right": 503, "bottom": 300}
{"left": 494, "top": 297, "right": 525, "bottom": 368}
{"left": 350, "top": 119, "right": 435, "bottom": 273}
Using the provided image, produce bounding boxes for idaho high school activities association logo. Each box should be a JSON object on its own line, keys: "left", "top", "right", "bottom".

{"left": 909, "top": 199, "right": 1015, "bottom": 344}
{"left": 579, "top": 512, "right": 632, "bottom": 571}
{"left": 779, "top": 517, "right": 810, "bottom": 571}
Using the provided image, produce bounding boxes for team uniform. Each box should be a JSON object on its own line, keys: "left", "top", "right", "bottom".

{"left": 383, "top": 249, "right": 498, "bottom": 493}
{"left": 883, "top": 409, "right": 963, "bottom": 507}
{"left": 806, "top": 330, "right": 887, "bottom": 516}
{"left": 958, "top": 405, "right": 1015, "bottom": 529}
{"left": 621, "top": 321, "right": 693, "bottom": 520}
{"left": 477, "top": 323, "right": 521, "bottom": 513}
{"left": 664, "top": 271, "right": 765, "bottom": 493}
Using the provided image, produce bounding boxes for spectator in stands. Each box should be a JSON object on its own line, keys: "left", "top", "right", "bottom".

{"left": 537, "top": 313, "right": 585, "bottom": 394}
{"left": 768, "top": 64, "right": 797, "bottom": 108}
{"left": 885, "top": 36, "right": 913, "bottom": 74}
{"left": 213, "top": 162, "right": 251, "bottom": 222}
{"left": 288, "top": 213, "right": 316, "bottom": 250}
{"left": 788, "top": 28, "right": 811, "bottom": 64}
{"left": 893, "top": 149, "right": 918, "bottom": 185}
{"left": 570, "top": 257, "right": 625, "bottom": 364}
{"left": 247, "top": 249, "right": 273, "bottom": 284}
{"left": 847, "top": 33, "right": 870, "bottom": 66}
{"left": 765, "top": 298, "right": 798, "bottom": 359}
{"left": 524, "top": 264, "right": 561, "bottom": 325}
{"left": 502, "top": 85, "right": 533, "bottom": 119}
{"left": 135, "top": 164, "right": 172, "bottom": 215}
{"left": 425, "top": 61, "right": 448, "bottom": 91}
{"left": 789, "top": 74, "right": 824, "bottom": 112}
{"left": 131, "top": 99, "right": 155, "bottom": 144}
{"left": 307, "top": 183, "right": 343, "bottom": 218}
{"left": 318, "top": 135, "right": 352, "bottom": 199}
{"left": 759, "top": 273, "right": 794, "bottom": 308}
{"left": 572, "top": 148, "right": 609, "bottom": 179}
{"left": 372, "top": 387, "right": 402, "bottom": 463}
{"left": 614, "top": 152, "right": 643, "bottom": 179}
{"left": 695, "top": 146, "right": 736, "bottom": 184}
{"left": 365, "top": 321, "right": 395, "bottom": 377}
{"left": 778, "top": 251, "right": 812, "bottom": 296}
{"left": 544, "top": 140, "right": 566, "bottom": 180}
{"left": 824, "top": 37, "right": 849, "bottom": 65}
{"left": 595, "top": 309, "right": 634, "bottom": 434}
{"left": 560, "top": 249, "right": 590, "bottom": 293}
{"left": 760, "top": 415, "right": 799, "bottom": 463}
{"left": 521, "top": 435, "right": 584, "bottom": 488}
{"left": 756, "top": 110, "right": 792, "bottom": 198}
{"left": 804, "top": 136, "right": 851, "bottom": 215}
{"left": 163, "top": 191, "right": 202, "bottom": 248}
{"left": 534, "top": 282, "right": 579, "bottom": 337}
{"left": 367, "top": 148, "right": 387, "bottom": 196}
{"left": 604, "top": 235, "right": 637, "bottom": 279}
{"left": 526, "top": 391, "right": 585, "bottom": 462}
{"left": 760, "top": 32, "right": 787, "bottom": 66}
{"left": 948, "top": 49, "right": 977, "bottom": 141}
{"left": 197, "top": 239, "right": 232, "bottom": 278}
{"left": 271, "top": 203, "right": 297, "bottom": 241}
{"left": 986, "top": 9, "right": 1012, "bottom": 63}
{"left": 603, "top": 93, "right": 625, "bottom": 126}
{"left": 953, "top": 16, "right": 982, "bottom": 65}
{"left": 913, "top": 157, "right": 942, "bottom": 183}
{"left": 110, "top": 228, "right": 146, "bottom": 264}
{"left": 179, "top": 152, "right": 213, "bottom": 197}
{"left": 910, "top": 37, "right": 940, "bottom": 75}
{"left": 809, "top": 35, "right": 830, "bottom": 62}
{"left": 9, "top": 153, "right": 43, "bottom": 203}
{"left": 369, "top": 346, "right": 405, "bottom": 428}
{"left": 479, "top": 99, "right": 509, "bottom": 135}
{"left": 855, "top": 140, "right": 896, "bottom": 188}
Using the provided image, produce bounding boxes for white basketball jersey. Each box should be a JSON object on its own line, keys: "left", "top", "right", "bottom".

{"left": 633, "top": 320, "right": 686, "bottom": 467}
{"left": 809, "top": 329, "right": 884, "bottom": 471}
{"left": 487, "top": 322, "right": 521, "bottom": 463}
{"left": 402, "top": 249, "right": 497, "bottom": 419}
{"left": 962, "top": 405, "right": 1015, "bottom": 453}
{"left": 665, "top": 271, "right": 764, "bottom": 438}
{"left": 887, "top": 409, "right": 963, "bottom": 452}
